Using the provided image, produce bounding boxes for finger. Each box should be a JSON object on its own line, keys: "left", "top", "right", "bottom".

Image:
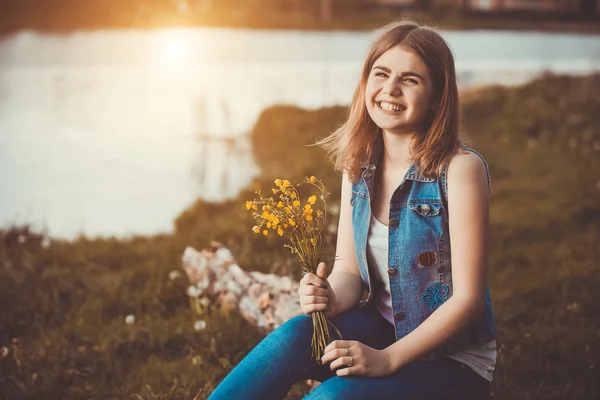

{"left": 335, "top": 365, "right": 357, "bottom": 376}
{"left": 324, "top": 340, "right": 353, "bottom": 354}
{"left": 321, "top": 348, "right": 347, "bottom": 365}
{"left": 302, "top": 285, "right": 328, "bottom": 297}
{"left": 301, "top": 295, "right": 328, "bottom": 305}
{"left": 316, "top": 262, "right": 327, "bottom": 280}
{"left": 302, "top": 273, "right": 327, "bottom": 289}
{"left": 329, "top": 355, "right": 355, "bottom": 371}
{"left": 302, "top": 303, "right": 328, "bottom": 313}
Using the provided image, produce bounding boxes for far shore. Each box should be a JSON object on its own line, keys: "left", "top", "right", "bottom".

{"left": 2, "top": 7, "right": 600, "bottom": 35}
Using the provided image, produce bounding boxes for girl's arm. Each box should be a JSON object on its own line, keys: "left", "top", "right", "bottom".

{"left": 385, "top": 151, "right": 490, "bottom": 372}
{"left": 325, "top": 173, "right": 364, "bottom": 318}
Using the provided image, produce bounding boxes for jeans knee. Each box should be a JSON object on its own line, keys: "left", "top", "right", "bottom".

{"left": 271, "top": 314, "right": 312, "bottom": 347}
{"left": 280, "top": 314, "right": 312, "bottom": 335}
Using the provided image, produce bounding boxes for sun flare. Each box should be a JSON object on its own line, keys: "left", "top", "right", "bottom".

{"left": 153, "top": 30, "right": 191, "bottom": 66}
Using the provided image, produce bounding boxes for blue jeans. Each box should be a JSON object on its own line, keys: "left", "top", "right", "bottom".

{"left": 208, "top": 304, "right": 491, "bottom": 399}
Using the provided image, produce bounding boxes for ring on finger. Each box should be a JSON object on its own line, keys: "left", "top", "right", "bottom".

{"left": 347, "top": 356, "right": 353, "bottom": 367}
{"left": 345, "top": 347, "right": 350, "bottom": 356}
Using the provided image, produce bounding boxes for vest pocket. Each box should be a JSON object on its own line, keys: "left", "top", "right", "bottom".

{"left": 408, "top": 201, "right": 441, "bottom": 217}
{"left": 406, "top": 200, "right": 443, "bottom": 270}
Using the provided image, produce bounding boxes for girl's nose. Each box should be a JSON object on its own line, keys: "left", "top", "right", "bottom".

{"left": 383, "top": 81, "right": 401, "bottom": 96}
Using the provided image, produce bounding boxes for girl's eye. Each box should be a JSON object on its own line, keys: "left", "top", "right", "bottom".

{"left": 405, "top": 78, "right": 418, "bottom": 84}
{"left": 374, "top": 72, "right": 387, "bottom": 77}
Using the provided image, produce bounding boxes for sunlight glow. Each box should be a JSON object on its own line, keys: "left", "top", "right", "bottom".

{"left": 153, "top": 30, "right": 191, "bottom": 66}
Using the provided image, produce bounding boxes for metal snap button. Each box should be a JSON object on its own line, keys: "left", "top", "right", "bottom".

{"left": 421, "top": 204, "right": 431, "bottom": 214}
{"left": 389, "top": 218, "right": 399, "bottom": 227}
{"left": 393, "top": 312, "right": 405, "bottom": 321}
{"left": 387, "top": 268, "right": 397, "bottom": 276}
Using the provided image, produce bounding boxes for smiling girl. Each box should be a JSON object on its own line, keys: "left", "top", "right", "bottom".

{"left": 208, "top": 20, "right": 496, "bottom": 400}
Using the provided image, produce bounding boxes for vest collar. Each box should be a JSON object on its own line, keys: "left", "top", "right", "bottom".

{"left": 361, "top": 136, "right": 435, "bottom": 183}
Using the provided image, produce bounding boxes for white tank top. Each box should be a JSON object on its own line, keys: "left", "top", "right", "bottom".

{"left": 366, "top": 214, "right": 496, "bottom": 382}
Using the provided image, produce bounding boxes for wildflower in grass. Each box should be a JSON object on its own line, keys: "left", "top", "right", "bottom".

{"left": 199, "top": 297, "right": 210, "bottom": 307}
{"left": 194, "top": 320, "right": 207, "bottom": 331}
{"left": 245, "top": 176, "right": 340, "bottom": 361}
{"left": 192, "top": 356, "right": 203, "bottom": 366}
{"left": 40, "top": 237, "right": 51, "bottom": 249}
{"left": 187, "top": 285, "right": 202, "bottom": 297}
{"left": 169, "top": 270, "right": 181, "bottom": 280}
{"left": 125, "top": 315, "right": 135, "bottom": 325}
{"left": 197, "top": 278, "right": 210, "bottom": 290}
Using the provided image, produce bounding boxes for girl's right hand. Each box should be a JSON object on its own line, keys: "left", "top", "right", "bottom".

{"left": 298, "top": 262, "right": 335, "bottom": 315}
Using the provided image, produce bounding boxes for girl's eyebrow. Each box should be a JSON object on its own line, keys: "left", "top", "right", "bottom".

{"left": 373, "top": 65, "right": 425, "bottom": 81}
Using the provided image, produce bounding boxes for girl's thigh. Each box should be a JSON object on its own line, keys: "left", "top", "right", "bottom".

{"left": 304, "top": 357, "right": 491, "bottom": 400}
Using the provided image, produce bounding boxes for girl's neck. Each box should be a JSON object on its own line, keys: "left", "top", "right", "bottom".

{"left": 380, "top": 129, "right": 414, "bottom": 171}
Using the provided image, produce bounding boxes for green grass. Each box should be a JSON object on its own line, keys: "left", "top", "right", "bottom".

{"left": 1, "top": 73, "right": 599, "bottom": 399}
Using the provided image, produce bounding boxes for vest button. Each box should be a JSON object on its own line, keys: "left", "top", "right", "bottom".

{"left": 389, "top": 218, "right": 399, "bottom": 227}
{"left": 437, "top": 265, "right": 446, "bottom": 273}
{"left": 387, "top": 268, "right": 397, "bottom": 276}
{"left": 421, "top": 204, "right": 431, "bottom": 214}
{"left": 394, "top": 312, "right": 405, "bottom": 321}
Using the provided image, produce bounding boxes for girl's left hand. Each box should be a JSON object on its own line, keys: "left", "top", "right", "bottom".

{"left": 321, "top": 340, "right": 394, "bottom": 377}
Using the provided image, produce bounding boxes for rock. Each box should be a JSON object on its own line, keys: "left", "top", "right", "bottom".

{"left": 181, "top": 243, "right": 302, "bottom": 333}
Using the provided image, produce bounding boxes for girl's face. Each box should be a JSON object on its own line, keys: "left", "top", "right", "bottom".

{"left": 365, "top": 45, "right": 436, "bottom": 136}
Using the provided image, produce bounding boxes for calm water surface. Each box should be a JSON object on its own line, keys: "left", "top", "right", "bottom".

{"left": 1, "top": 28, "right": 599, "bottom": 239}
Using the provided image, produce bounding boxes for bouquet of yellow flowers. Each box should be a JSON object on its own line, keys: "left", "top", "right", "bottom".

{"left": 246, "top": 176, "right": 341, "bottom": 362}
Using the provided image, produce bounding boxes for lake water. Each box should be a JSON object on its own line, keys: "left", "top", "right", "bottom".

{"left": 1, "top": 28, "right": 599, "bottom": 239}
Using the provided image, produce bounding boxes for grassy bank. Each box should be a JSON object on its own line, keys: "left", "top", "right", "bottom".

{"left": 1, "top": 73, "right": 599, "bottom": 399}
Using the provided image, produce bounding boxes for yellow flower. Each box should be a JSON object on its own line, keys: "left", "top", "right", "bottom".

{"left": 289, "top": 219, "right": 296, "bottom": 226}
{"left": 293, "top": 200, "right": 300, "bottom": 207}
{"left": 252, "top": 226, "right": 260, "bottom": 234}
{"left": 267, "top": 222, "right": 272, "bottom": 229}
{"left": 277, "top": 201, "right": 283, "bottom": 208}
{"left": 290, "top": 192, "right": 297, "bottom": 199}
{"left": 285, "top": 206, "right": 292, "bottom": 214}
{"left": 282, "top": 180, "right": 291, "bottom": 188}
{"left": 277, "top": 226, "right": 284, "bottom": 236}
{"left": 272, "top": 188, "right": 277, "bottom": 194}
{"left": 309, "top": 176, "right": 316, "bottom": 183}
{"left": 308, "top": 195, "right": 317, "bottom": 204}
{"left": 275, "top": 179, "right": 282, "bottom": 187}
{"left": 245, "top": 201, "right": 253, "bottom": 210}
{"left": 263, "top": 205, "right": 268, "bottom": 211}
{"left": 317, "top": 210, "right": 323, "bottom": 217}
{"left": 306, "top": 215, "right": 313, "bottom": 221}
{"left": 263, "top": 230, "right": 269, "bottom": 236}
{"left": 252, "top": 204, "right": 257, "bottom": 210}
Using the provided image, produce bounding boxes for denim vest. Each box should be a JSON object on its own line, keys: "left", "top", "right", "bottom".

{"left": 350, "top": 145, "right": 497, "bottom": 361}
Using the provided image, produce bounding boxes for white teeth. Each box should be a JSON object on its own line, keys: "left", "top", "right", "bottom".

{"left": 378, "top": 101, "right": 404, "bottom": 112}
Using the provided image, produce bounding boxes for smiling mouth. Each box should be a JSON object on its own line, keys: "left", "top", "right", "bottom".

{"left": 377, "top": 101, "right": 406, "bottom": 113}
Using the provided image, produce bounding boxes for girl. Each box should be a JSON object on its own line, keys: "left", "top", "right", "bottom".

{"left": 208, "top": 20, "right": 496, "bottom": 400}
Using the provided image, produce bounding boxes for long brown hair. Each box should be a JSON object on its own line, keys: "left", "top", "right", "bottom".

{"left": 317, "top": 20, "right": 464, "bottom": 182}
